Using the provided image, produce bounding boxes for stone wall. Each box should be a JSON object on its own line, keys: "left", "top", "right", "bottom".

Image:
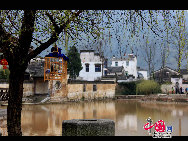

{"left": 0, "top": 80, "right": 48, "bottom": 97}
{"left": 23, "top": 82, "right": 35, "bottom": 97}
{"left": 34, "top": 78, "right": 48, "bottom": 95}
{"left": 161, "top": 83, "right": 188, "bottom": 94}
{"left": 66, "top": 81, "right": 116, "bottom": 101}
{"left": 0, "top": 81, "right": 34, "bottom": 97}
{"left": 0, "top": 80, "right": 116, "bottom": 102}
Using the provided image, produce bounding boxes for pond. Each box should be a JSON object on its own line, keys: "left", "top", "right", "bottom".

{"left": 19, "top": 100, "right": 188, "bottom": 136}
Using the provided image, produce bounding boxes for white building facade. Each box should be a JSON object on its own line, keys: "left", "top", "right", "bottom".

{"left": 138, "top": 70, "right": 148, "bottom": 80}
{"left": 78, "top": 50, "right": 104, "bottom": 81}
{"left": 111, "top": 54, "right": 138, "bottom": 79}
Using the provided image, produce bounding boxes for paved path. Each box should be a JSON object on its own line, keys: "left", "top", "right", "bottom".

{"left": 0, "top": 109, "right": 7, "bottom": 117}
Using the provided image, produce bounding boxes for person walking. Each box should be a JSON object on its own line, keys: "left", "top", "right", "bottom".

{"left": 175, "top": 82, "right": 179, "bottom": 94}
{"left": 180, "top": 87, "right": 183, "bottom": 94}
{"left": 185, "top": 88, "right": 188, "bottom": 94}
{"left": 182, "top": 87, "right": 184, "bottom": 94}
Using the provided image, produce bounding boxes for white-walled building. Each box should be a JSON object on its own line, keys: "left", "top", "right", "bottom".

{"left": 137, "top": 67, "right": 148, "bottom": 80}
{"left": 78, "top": 50, "right": 105, "bottom": 81}
{"left": 111, "top": 54, "right": 138, "bottom": 79}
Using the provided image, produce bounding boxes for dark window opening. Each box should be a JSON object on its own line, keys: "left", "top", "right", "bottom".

{"left": 95, "top": 64, "right": 101, "bottom": 72}
{"left": 115, "top": 62, "right": 118, "bottom": 66}
{"left": 83, "top": 84, "right": 86, "bottom": 92}
{"left": 85, "top": 64, "right": 89, "bottom": 72}
{"left": 93, "top": 84, "right": 97, "bottom": 92}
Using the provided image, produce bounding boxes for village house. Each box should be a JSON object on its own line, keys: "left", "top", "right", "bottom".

{"left": 27, "top": 59, "right": 48, "bottom": 95}
{"left": 152, "top": 66, "right": 182, "bottom": 85}
{"left": 137, "top": 67, "right": 148, "bottom": 80}
{"left": 78, "top": 50, "right": 107, "bottom": 81}
{"left": 179, "top": 69, "right": 188, "bottom": 83}
{"left": 106, "top": 66, "right": 125, "bottom": 76}
{"left": 111, "top": 54, "right": 138, "bottom": 79}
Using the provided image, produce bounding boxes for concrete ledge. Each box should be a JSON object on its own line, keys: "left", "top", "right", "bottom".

{"left": 68, "top": 80, "right": 115, "bottom": 84}
{"left": 62, "top": 119, "right": 115, "bottom": 136}
{"left": 0, "top": 109, "right": 7, "bottom": 117}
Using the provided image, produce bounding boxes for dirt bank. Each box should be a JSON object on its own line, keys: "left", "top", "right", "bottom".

{"left": 115, "top": 94, "right": 188, "bottom": 103}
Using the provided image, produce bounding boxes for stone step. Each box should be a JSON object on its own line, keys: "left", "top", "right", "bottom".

{"left": 40, "top": 97, "right": 50, "bottom": 103}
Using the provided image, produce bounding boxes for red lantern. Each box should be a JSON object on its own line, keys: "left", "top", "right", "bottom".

{"left": 0, "top": 59, "right": 8, "bottom": 65}
{"left": 3, "top": 65, "right": 7, "bottom": 69}
{"left": 0, "top": 59, "right": 8, "bottom": 69}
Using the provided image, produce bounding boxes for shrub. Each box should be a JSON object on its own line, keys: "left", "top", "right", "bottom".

{"left": 117, "top": 81, "right": 141, "bottom": 95}
{"left": 0, "top": 69, "right": 10, "bottom": 80}
{"left": 136, "top": 80, "right": 161, "bottom": 95}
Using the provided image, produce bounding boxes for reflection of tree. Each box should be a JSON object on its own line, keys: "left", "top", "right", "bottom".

{"left": 115, "top": 100, "right": 137, "bottom": 117}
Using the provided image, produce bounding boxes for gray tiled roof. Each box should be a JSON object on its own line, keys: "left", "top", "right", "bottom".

{"left": 27, "top": 62, "right": 44, "bottom": 78}
{"left": 107, "top": 66, "right": 124, "bottom": 73}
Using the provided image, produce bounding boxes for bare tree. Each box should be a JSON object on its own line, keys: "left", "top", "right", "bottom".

{"left": 0, "top": 10, "right": 183, "bottom": 136}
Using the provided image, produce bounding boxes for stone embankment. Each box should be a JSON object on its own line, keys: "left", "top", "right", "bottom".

{"left": 0, "top": 109, "right": 7, "bottom": 136}
{"left": 115, "top": 94, "right": 188, "bottom": 103}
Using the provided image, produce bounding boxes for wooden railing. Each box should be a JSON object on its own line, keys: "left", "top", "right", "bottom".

{"left": 0, "top": 88, "right": 9, "bottom": 101}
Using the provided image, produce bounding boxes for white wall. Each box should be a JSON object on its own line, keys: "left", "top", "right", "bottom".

{"left": 171, "top": 77, "right": 183, "bottom": 85}
{"left": 79, "top": 62, "right": 102, "bottom": 81}
{"left": 183, "top": 74, "right": 188, "bottom": 80}
{"left": 79, "top": 51, "right": 103, "bottom": 81}
{"left": 138, "top": 70, "right": 148, "bottom": 80}
{"left": 111, "top": 57, "right": 137, "bottom": 78}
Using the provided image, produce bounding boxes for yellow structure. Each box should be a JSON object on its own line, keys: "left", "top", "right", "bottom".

{"left": 44, "top": 57, "right": 67, "bottom": 82}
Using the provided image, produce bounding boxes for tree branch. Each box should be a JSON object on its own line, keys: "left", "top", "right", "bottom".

{"left": 26, "top": 10, "right": 83, "bottom": 62}
{"left": 0, "top": 23, "right": 13, "bottom": 62}
{"left": 135, "top": 10, "right": 163, "bottom": 38}
{"left": 45, "top": 11, "right": 60, "bottom": 33}
{"left": 18, "top": 10, "right": 36, "bottom": 60}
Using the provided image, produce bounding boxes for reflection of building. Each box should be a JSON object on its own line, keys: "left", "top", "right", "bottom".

{"left": 117, "top": 115, "right": 137, "bottom": 132}
{"left": 21, "top": 101, "right": 116, "bottom": 136}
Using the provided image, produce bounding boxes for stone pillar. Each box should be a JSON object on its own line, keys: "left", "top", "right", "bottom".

{"left": 62, "top": 119, "right": 115, "bottom": 136}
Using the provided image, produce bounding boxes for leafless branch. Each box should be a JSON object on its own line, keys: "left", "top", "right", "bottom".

{"left": 26, "top": 10, "right": 83, "bottom": 62}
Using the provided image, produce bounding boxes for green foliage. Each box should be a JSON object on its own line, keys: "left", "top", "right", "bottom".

{"left": 136, "top": 80, "right": 161, "bottom": 95}
{"left": 118, "top": 81, "right": 140, "bottom": 95}
{"left": 117, "top": 80, "right": 161, "bottom": 95}
{"left": 67, "top": 46, "right": 82, "bottom": 79}
{"left": 0, "top": 68, "right": 10, "bottom": 80}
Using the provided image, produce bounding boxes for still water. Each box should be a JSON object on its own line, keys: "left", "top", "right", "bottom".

{"left": 21, "top": 100, "right": 188, "bottom": 136}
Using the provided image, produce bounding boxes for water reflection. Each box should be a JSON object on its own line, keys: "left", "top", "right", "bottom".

{"left": 20, "top": 100, "right": 188, "bottom": 136}
{"left": 21, "top": 101, "right": 116, "bottom": 136}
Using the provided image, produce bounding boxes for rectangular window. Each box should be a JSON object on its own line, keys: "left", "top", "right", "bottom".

{"left": 85, "top": 64, "right": 89, "bottom": 72}
{"left": 115, "top": 62, "right": 118, "bottom": 66}
{"left": 125, "top": 71, "right": 128, "bottom": 76}
{"left": 93, "top": 84, "right": 97, "bottom": 92}
{"left": 95, "top": 64, "right": 101, "bottom": 72}
{"left": 83, "top": 84, "right": 86, "bottom": 92}
{"left": 126, "top": 61, "right": 129, "bottom": 66}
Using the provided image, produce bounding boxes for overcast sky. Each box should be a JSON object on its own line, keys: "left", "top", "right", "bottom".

{"left": 39, "top": 10, "right": 188, "bottom": 72}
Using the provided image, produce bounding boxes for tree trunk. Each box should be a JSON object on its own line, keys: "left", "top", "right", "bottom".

{"left": 7, "top": 67, "right": 25, "bottom": 136}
